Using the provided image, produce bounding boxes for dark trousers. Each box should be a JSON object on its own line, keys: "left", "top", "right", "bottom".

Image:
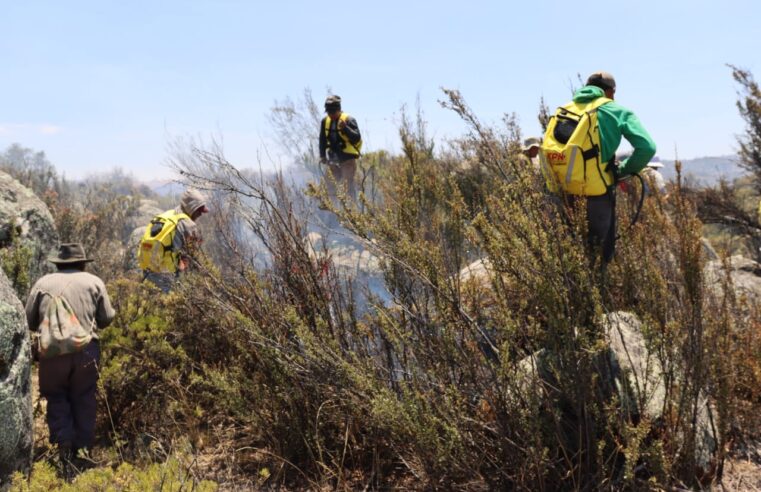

{"left": 585, "top": 192, "right": 617, "bottom": 264}
{"left": 39, "top": 340, "right": 100, "bottom": 449}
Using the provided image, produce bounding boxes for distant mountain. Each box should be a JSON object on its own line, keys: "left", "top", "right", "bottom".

{"left": 660, "top": 155, "right": 746, "bottom": 185}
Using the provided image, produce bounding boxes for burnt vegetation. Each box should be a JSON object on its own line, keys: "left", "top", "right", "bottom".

{"left": 10, "top": 69, "right": 761, "bottom": 490}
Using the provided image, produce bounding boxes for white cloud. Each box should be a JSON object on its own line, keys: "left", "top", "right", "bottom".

{"left": 39, "top": 125, "right": 62, "bottom": 135}
{"left": 0, "top": 123, "right": 64, "bottom": 137}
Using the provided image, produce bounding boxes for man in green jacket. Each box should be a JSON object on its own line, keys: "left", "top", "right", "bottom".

{"left": 570, "top": 71, "right": 656, "bottom": 263}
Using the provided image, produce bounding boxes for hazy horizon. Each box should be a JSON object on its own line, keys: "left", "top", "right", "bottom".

{"left": 2, "top": 0, "right": 759, "bottom": 181}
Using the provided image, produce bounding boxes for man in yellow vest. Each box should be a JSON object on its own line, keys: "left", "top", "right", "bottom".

{"left": 542, "top": 71, "right": 656, "bottom": 264}
{"left": 319, "top": 95, "right": 362, "bottom": 200}
{"left": 140, "top": 188, "right": 209, "bottom": 292}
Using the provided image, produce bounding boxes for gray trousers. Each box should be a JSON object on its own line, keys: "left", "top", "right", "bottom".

{"left": 39, "top": 340, "right": 100, "bottom": 449}
{"left": 327, "top": 158, "right": 357, "bottom": 200}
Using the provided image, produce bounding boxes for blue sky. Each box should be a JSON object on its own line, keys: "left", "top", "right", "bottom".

{"left": 1, "top": 0, "right": 760, "bottom": 180}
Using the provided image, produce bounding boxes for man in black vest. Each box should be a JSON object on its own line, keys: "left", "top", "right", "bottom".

{"left": 318, "top": 95, "right": 362, "bottom": 200}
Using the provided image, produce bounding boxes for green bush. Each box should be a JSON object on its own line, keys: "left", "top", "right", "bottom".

{"left": 10, "top": 455, "right": 217, "bottom": 491}
{"left": 0, "top": 227, "right": 34, "bottom": 298}
{"left": 30, "top": 78, "right": 754, "bottom": 488}
{"left": 86, "top": 92, "right": 751, "bottom": 489}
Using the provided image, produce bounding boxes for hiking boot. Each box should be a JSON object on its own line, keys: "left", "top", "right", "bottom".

{"left": 57, "top": 442, "right": 79, "bottom": 481}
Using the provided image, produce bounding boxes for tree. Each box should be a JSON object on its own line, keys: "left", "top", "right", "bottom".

{"left": 731, "top": 65, "right": 761, "bottom": 194}
{"left": 270, "top": 88, "right": 323, "bottom": 174}
{"left": 0, "top": 143, "right": 62, "bottom": 196}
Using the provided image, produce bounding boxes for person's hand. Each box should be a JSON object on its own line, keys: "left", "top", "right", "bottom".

{"left": 337, "top": 119, "right": 346, "bottom": 130}
{"left": 31, "top": 335, "right": 40, "bottom": 362}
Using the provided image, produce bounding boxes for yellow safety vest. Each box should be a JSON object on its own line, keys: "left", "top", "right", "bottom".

{"left": 540, "top": 97, "right": 614, "bottom": 196}
{"left": 137, "top": 210, "right": 190, "bottom": 273}
{"left": 324, "top": 112, "right": 362, "bottom": 156}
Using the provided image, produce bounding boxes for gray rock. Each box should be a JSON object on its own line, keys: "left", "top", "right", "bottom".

{"left": 0, "top": 270, "right": 32, "bottom": 483}
{"left": 704, "top": 255, "right": 761, "bottom": 303}
{"left": 516, "top": 312, "right": 718, "bottom": 477}
{"left": 0, "top": 171, "right": 58, "bottom": 293}
{"left": 125, "top": 200, "right": 164, "bottom": 271}
{"left": 125, "top": 199, "right": 163, "bottom": 234}
{"left": 459, "top": 258, "right": 493, "bottom": 287}
{"left": 701, "top": 237, "right": 719, "bottom": 261}
{"left": 305, "top": 232, "right": 389, "bottom": 308}
{"left": 604, "top": 312, "right": 666, "bottom": 421}
{"left": 604, "top": 312, "right": 717, "bottom": 472}
{"left": 128, "top": 226, "right": 148, "bottom": 271}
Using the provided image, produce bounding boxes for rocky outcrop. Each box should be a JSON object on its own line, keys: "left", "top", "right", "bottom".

{"left": 0, "top": 171, "right": 57, "bottom": 291}
{"left": 605, "top": 312, "right": 717, "bottom": 472}
{"left": 459, "top": 258, "right": 497, "bottom": 309}
{"left": 517, "top": 312, "right": 718, "bottom": 478}
{"left": 704, "top": 255, "right": 761, "bottom": 303}
{"left": 459, "top": 258, "right": 493, "bottom": 288}
{"left": 126, "top": 199, "right": 163, "bottom": 235}
{"left": 126, "top": 199, "right": 164, "bottom": 270}
{"left": 305, "top": 232, "right": 389, "bottom": 308}
{"left": 0, "top": 269, "right": 32, "bottom": 483}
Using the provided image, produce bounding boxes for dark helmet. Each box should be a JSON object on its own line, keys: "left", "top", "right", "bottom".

{"left": 324, "top": 95, "right": 342, "bottom": 112}
{"left": 586, "top": 71, "right": 616, "bottom": 91}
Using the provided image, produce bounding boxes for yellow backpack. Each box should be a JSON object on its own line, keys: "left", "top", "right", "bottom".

{"left": 540, "top": 97, "right": 614, "bottom": 196}
{"left": 137, "top": 210, "right": 190, "bottom": 273}
{"left": 324, "top": 112, "right": 362, "bottom": 156}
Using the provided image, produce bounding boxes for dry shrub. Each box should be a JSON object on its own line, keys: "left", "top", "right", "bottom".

{"left": 90, "top": 93, "right": 760, "bottom": 490}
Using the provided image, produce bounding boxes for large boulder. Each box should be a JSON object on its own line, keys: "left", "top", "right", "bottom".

{"left": 0, "top": 171, "right": 57, "bottom": 293}
{"left": 125, "top": 198, "right": 163, "bottom": 235}
{"left": 126, "top": 199, "right": 164, "bottom": 271}
{"left": 459, "top": 258, "right": 498, "bottom": 310}
{"left": 459, "top": 258, "right": 493, "bottom": 288}
{"left": 517, "top": 312, "right": 718, "bottom": 479}
{"left": 704, "top": 255, "right": 761, "bottom": 303}
{"left": 0, "top": 269, "right": 32, "bottom": 483}
{"left": 605, "top": 312, "right": 717, "bottom": 473}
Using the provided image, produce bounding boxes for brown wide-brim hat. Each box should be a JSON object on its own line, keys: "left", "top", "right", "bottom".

{"left": 48, "top": 243, "right": 94, "bottom": 264}
{"left": 522, "top": 136, "right": 542, "bottom": 152}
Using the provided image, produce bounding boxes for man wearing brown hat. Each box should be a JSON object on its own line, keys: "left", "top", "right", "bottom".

{"left": 141, "top": 188, "right": 209, "bottom": 292}
{"left": 521, "top": 136, "right": 542, "bottom": 170}
{"left": 318, "top": 95, "right": 362, "bottom": 200}
{"left": 25, "top": 243, "right": 115, "bottom": 471}
{"left": 549, "top": 71, "right": 656, "bottom": 264}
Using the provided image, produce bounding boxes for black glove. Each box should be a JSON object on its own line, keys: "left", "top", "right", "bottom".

{"left": 609, "top": 161, "right": 621, "bottom": 183}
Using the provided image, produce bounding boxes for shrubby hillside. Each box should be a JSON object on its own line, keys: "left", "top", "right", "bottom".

{"left": 4, "top": 68, "right": 761, "bottom": 490}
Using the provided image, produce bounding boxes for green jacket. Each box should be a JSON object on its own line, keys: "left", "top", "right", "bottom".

{"left": 572, "top": 86, "right": 656, "bottom": 176}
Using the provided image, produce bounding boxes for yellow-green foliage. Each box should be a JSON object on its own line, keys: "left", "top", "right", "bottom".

{"left": 10, "top": 457, "right": 217, "bottom": 492}
{"left": 82, "top": 93, "right": 761, "bottom": 489}
{"left": 0, "top": 227, "right": 33, "bottom": 297}
{"left": 9, "top": 74, "right": 761, "bottom": 488}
